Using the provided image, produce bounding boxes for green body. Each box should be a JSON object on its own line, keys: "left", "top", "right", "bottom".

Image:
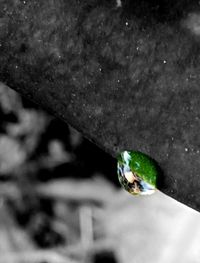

{"left": 117, "top": 151, "right": 158, "bottom": 195}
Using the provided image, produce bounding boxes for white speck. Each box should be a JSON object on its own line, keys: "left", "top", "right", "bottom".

{"left": 185, "top": 148, "right": 188, "bottom": 152}
{"left": 163, "top": 60, "right": 167, "bottom": 64}
{"left": 125, "top": 22, "right": 129, "bottom": 26}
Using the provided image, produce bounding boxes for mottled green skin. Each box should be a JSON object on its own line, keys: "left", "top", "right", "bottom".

{"left": 117, "top": 151, "right": 158, "bottom": 187}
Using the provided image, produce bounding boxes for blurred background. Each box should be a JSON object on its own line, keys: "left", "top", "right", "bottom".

{"left": 0, "top": 82, "right": 200, "bottom": 263}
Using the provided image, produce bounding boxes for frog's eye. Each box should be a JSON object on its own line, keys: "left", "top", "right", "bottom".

{"left": 117, "top": 151, "right": 159, "bottom": 196}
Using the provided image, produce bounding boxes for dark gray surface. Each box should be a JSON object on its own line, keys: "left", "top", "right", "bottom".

{"left": 0, "top": 0, "right": 200, "bottom": 211}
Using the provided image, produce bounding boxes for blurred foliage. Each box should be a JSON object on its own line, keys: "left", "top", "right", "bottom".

{"left": 0, "top": 83, "right": 117, "bottom": 263}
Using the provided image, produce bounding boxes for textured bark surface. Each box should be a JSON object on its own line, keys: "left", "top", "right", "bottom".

{"left": 0, "top": 0, "right": 200, "bottom": 211}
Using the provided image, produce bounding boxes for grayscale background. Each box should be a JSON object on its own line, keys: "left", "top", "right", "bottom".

{"left": 0, "top": 84, "right": 199, "bottom": 263}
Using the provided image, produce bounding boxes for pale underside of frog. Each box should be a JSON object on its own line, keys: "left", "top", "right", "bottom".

{"left": 124, "top": 170, "right": 143, "bottom": 194}
{"left": 118, "top": 166, "right": 155, "bottom": 195}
